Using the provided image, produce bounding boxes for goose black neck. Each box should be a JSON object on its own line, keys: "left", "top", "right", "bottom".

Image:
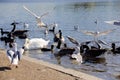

{"left": 57, "top": 40, "right": 62, "bottom": 49}
{"left": 11, "top": 24, "right": 16, "bottom": 32}
{"left": 111, "top": 43, "right": 115, "bottom": 52}
{"left": 59, "top": 30, "right": 62, "bottom": 39}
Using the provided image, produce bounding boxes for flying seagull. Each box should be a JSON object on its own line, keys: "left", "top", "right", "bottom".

{"left": 80, "top": 29, "right": 116, "bottom": 37}
{"left": 104, "top": 20, "right": 120, "bottom": 26}
{"left": 23, "top": 5, "right": 49, "bottom": 28}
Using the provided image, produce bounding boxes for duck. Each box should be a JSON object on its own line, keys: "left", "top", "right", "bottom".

{"left": 6, "top": 42, "right": 24, "bottom": 68}
{"left": 0, "top": 28, "right": 10, "bottom": 36}
{"left": 111, "top": 43, "right": 120, "bottom": 54}
{"left": 23, "top": 38, "right": 50, "bottom": 50}
{"left": 23, "top": 5, "right": 48, "bottom": 28}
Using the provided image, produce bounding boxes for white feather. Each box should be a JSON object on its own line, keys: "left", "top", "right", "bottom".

{"left": 24, "top": 38, "right": 50, "bottom": 50}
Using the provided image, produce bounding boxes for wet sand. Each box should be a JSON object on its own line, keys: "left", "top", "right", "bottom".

{"left": 0, "top": 49, "right": 102, "bottom": 80}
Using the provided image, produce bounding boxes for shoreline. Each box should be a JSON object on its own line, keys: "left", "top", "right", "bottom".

{"left": 0, "top": 49, "right": 102, "bottom": 80}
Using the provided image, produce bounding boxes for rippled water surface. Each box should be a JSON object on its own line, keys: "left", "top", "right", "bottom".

{"left": 1, "top": 1, "right": 120, "bottom": 80}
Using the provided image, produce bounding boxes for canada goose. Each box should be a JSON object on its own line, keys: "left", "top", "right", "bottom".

{"left": 0, "top": 34, "right": 14, "bottom": 46}
{"left": 48, "top": 22, "right": 58, "bottom": 33}
{"left": 80, "top": 44, "right": 107, "bottom": 62}
{"left": 54, "top": 30, "right": 65, "bottom": 43}
{"left": 111, "top": 43, "right": 120, "bottom": 54}
{"left": 10, "top": 21, "right": 29, "bottom": 37}
{"left": 41, "top": 45, "right": 54, "bottom": 52}
{"left": 0, "top": 28, "right": 10, "bottom": 36}
{"left": 18, "top": 34, "right": 27, "bottom": 39}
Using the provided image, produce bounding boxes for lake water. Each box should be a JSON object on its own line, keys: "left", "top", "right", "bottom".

{"left": 1, "top": 1, "right": 120, "bottom": 80}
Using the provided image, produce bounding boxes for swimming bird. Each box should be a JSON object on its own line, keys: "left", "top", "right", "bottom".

{"left": 0, "top": 28, "right": 10, "bottom": 36}
{"left": 48, "top": 22, "right": 58, "bottom": 33}
{"left": 104, "top": 20, "right": 120, "bottom": 26}
{"left": 6, "top": 42, "right": 24, "bottom": 68}
{"left": 18, "top": 34, "right": 28, "bottom": 39}
{"left": 54, "top": 30, "right": 65, "bottom": 43}
{"left": 10, "top": 21, "right": 29, "bottom": 38}
{"left": 80, "top": 44, "right": 107, "bottom": 62}
{"left": 41, "top": 45, "right": 54, "bottom": 52}
{"left": 11, "top": 21, "right": 29, "bottom": 35}
{"left": 53, "top": 40, "right": 83, "bottom": 63}
{"left": 23, "top": 5, "right": 48, "bottom": 28}
{"left": 23, "top": 38, "right": 50, "bottom": 50}
{"left": 74, "top": 25, "right": 79, "bottom": 31}
{"left": 111, "top": 43, "right": 120, "bottom": 54}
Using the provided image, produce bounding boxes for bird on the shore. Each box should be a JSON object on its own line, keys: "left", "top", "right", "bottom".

{"left": 6, "top": 42, "right": 24, "bottom": 68}
{"left": 23, "top": 5, "right": 48, "bottom": 28}
{"left": 23, "top": 38, "right": 50, "bottom": 50}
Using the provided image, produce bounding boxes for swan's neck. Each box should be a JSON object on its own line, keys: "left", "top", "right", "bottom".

{"left": 24, "top": 39, "right": 29, "bottom": 49}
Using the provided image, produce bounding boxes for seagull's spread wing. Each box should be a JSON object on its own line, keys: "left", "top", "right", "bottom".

{"left": 67, "top": 36, "right": 79, "bottom": 46}
{"left": 23, "top": 5, "right": 39, "bottom": 18}
{"left": 80, "top": 30, "right": 95, "bottom": 36}
{"left": 40, "top": 12, "right": 49, "bottom": 18}
{"left": 99, "top": 29, "right": 116, "bottom": 36}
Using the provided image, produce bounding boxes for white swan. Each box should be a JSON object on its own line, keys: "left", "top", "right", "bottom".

{"left": 6, "top": 42, "right": 24, "bottom": 68}
{"left": 24, "top": 38, "right": 50, "bottom": 50}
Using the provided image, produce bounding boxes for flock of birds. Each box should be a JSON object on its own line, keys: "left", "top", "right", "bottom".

{"left": 1, "top": 5, "right": 120, "bottom": 67}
